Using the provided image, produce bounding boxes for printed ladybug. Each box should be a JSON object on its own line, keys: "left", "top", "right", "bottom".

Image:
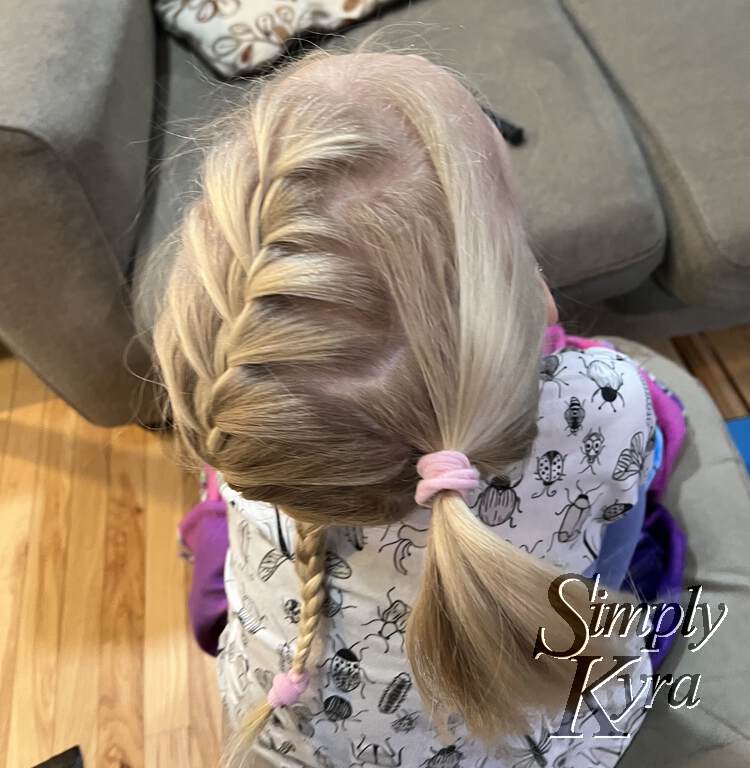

{"left": 532, "top": 450, "right": 566, "bottom": 498}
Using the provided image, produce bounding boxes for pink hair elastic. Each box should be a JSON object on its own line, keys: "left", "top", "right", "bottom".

{"left": 414, "top": 450, "right": 480, "bottom": 507}
{"left": 267, "top": 670, "right": 309, "bottom": 709}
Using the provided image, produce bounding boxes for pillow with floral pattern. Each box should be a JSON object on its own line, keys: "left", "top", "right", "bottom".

{"left": 155, "top": 0, "right": 396, "bottom": 77}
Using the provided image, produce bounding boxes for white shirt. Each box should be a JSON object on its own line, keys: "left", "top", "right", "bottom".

{"left": 217, "top": 344, "right": 657, "bottom": 767}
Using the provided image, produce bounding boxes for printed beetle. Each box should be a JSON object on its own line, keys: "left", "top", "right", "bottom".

{"left": 319, "top": 635, "right": 373, "bottom": 696}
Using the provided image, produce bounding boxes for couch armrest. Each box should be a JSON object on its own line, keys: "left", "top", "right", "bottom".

{"left": 1, "top": 0, "right": 156, "bottom": 270}
{"left": 0, "top": 1, "right": 161, "bottom": 426}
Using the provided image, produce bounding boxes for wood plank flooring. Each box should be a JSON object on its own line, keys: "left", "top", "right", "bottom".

{"left": 0, "top": 325, "right": 747, "bottom": 767}
{"left": 672, "top": 327, "right": 750, "bottom": 419}
{"left": 0, "top": 354, "right": 222, "bottom": 768}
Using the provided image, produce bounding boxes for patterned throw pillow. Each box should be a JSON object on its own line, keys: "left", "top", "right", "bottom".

{"left": 155, "top": 0, "right": 395, "bottom": 77}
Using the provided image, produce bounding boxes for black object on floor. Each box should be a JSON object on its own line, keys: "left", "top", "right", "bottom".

{"left": 32, "top": 746, "right": 84, "bottom": 768}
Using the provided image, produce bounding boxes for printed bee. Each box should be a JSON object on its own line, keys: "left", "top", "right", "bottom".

{"left": 564, "top": 396, "right": 586, "bottom": 435}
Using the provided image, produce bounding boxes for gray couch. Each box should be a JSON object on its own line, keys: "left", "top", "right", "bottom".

{"left": 1, "top": 0, "right": 749, "bottom": 428}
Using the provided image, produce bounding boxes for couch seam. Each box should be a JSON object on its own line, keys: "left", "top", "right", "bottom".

{"left": 557, "top": 232, "right": 666, "bottom": 293}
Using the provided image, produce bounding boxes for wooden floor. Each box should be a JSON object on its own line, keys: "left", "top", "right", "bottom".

{"left": 647, "top": 325, "right": 750, "bottom": 420}
{"left": 0, "top": 355, "right": 222, "bottom": 768}
{"left": 0, "top": 325, "right": 747, "bottom": 768}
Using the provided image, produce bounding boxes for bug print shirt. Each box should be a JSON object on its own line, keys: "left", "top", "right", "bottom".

{"left": 216, "top": 344, "right": 657, "bottom": 768}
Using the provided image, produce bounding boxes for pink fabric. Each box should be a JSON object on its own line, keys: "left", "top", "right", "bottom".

{"left": 204, "top": 463, "right": 221, "bottom": 501}
{"left": 414, "top": 450, "right": 480, "bottom": 507}
{"left": 543, "top": 324, "right": 615, "bottom": 355}
{"left": 268, "top": 671, "right": 309, "bottom": 708}
{"left": 542, "top": 323, "right": 567, "bottom": 355}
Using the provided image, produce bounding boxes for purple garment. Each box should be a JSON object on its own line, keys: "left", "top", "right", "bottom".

{"left": 180, "top": 479, "right": 229, "bottom": 656}
{"left": 626, "top": 379, "right": 688, "bottom": 668}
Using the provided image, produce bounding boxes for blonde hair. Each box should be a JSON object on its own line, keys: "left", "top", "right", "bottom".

{"left": 151, "top": 47, "right": 596, "bottom": 763}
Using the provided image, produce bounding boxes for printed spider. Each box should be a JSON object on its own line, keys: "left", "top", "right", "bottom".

{"left": 362, "top": 587, "right": 410, "bottom": 653}
{"left": 539, "top": 354, "right": 569, "bottom": 397}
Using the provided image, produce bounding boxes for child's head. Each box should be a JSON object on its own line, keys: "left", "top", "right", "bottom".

{"left": 153, "top": 48, "right": 578, "bottom": 756}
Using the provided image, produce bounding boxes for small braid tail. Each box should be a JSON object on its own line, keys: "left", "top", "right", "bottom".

{"left": 291, "top": 523, "right": 328, "bottom": 675}
{"left": 222, "top": 523, "right": 328, "bottom": 768}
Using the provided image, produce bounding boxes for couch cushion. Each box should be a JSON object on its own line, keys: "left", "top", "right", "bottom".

{"left": 310, "top": 0, "right": 667, "bottom": 300}
{"left": 133, "top": 1, "right": 667, "bottom": 338}
{"left": 608, "top": 338, "right": 750, "bottom": 767}
{"left": 563, "top": 0, "right": 750, "bottom": 309}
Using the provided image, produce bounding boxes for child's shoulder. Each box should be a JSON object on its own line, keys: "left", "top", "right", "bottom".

{"left": 534, "top": 342, "right": 657, "bottom": 503}
{"left": 496, "top": 341, "right": 658, "bottom": 570}
{"left": 540, "top": 343, "right": 651, "bottom": 418}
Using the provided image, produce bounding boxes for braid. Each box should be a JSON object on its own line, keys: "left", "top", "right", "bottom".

{"left": 291, "top": 523, "right": 328, "bottom": 675}
{"left": 159, "top": 68, "right": 384, "bottom": 480}
{"left": 223, "top": 524, "right": 328, "bottom": 767}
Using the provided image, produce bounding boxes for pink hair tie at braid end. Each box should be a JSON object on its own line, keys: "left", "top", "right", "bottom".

{"left": 267, "top": 671, "right": 309, "bottom": 709}
{"left": 415, "top": 450, "right": 480, "bottom": 507}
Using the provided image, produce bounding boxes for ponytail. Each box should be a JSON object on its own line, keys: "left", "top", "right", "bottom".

{"left": 408, "top": 492, "right": 595, "bottom": 737}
